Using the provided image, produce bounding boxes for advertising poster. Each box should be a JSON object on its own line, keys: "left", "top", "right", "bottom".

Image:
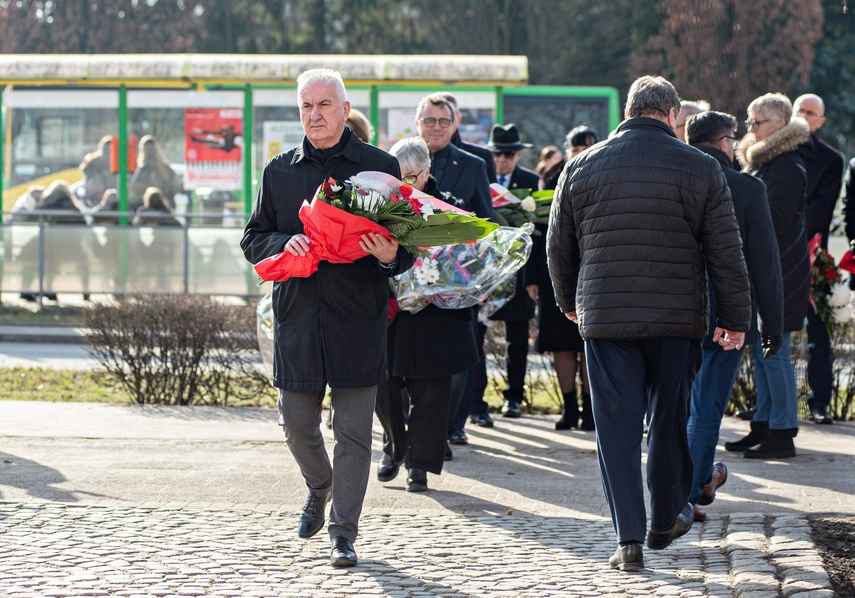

{"left": 262, "top": 121, "right": 305, "bottom": 160}
{"left": 184, "top": 108, "right": 243, "bottom": 191}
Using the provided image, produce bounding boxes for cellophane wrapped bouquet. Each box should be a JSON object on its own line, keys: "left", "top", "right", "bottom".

{"left": 391, "top": 223, "right": 534, "bottom": 314}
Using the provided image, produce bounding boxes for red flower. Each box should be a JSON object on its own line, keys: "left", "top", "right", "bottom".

{"left": 406, "top": 196, "right": 422, "bottom": 215}
{"left": 321, "top": 177, "right": 335, "bottom": 196}
{"left": 399, "top": 184, "right": 413, "bottom": 199}
{"left": 390, "top": 192, "right": 400, "bottom": 203}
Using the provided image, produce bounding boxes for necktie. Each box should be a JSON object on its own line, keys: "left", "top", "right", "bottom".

{"left": 499, "top": 176, "right": 507, "bottom": 187}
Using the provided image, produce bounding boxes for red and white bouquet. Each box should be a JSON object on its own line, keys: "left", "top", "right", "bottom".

{"left": 254, "top": 171, "right": 497, "bottom": 282}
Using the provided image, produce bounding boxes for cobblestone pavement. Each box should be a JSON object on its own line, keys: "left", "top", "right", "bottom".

{"left": 1, "top": 401, "right": 853, "bottom": 597}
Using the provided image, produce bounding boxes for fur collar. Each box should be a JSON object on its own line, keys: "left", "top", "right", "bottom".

{"left": 737, "top": 118, "right": 810, "bottom": 169}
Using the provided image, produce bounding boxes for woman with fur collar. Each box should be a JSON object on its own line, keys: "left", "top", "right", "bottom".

{"left": 727, "top": 93, "right": 811, "bottom": 460}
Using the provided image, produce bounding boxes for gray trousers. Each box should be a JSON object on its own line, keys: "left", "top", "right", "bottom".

{"left": 277, "top": 385, "right": 377, "bottom": 542}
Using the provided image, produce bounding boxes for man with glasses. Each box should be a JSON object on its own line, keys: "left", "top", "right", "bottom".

{"left": 484, "top": 123, "right": 539, "bottom": 419}
{"left": 438, "top": 92, "right": 498, "bottom": 184}
{"left": 685, "top": 110, "right": 783, "bottom": 523}
{"left": 415, "top": 93, "right": 493, "bottom": 459}
{"left": 793, "top": 93, "right": 845, "bottom": 426}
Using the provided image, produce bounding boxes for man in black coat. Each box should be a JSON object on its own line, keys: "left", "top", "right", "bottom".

{"left": 415, "top": 93, "right": 493, "bottom": 454}
{"left": 439, "top": 92, "right": 498, "bottom": 184}
{"left": 793, "top": 94, "right": 845, "bottom": 425}
{"left": 547, "top": 76, "right": 751, "bottom": 570}
{"left": 484, "top": 123, "right": 538, "bottom": 419}
{"left": 685, "top": 110, "right": 784, "bottom": 522}
{"left": 241, "top": 68, "right": 413, "bottom": 568}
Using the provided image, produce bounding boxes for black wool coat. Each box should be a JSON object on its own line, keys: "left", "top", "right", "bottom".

{"left": 490, "top": 164, "right": 539, "bottom": 322}
{"left": 738, "top": 120, "right": 811, "bottom": 332}
{"left": 241, "top": 130, "right": 414, "bottom": 391}
{"left": 695, "top": 146, "right": 783, "bottom": 344}
{"left": 803, "top": 134, "right": 845, "bottom": 248}
{"left": 430, "top": 144, "right": 494, "bottom": 219}
{"left": 452, "top": 131, "right": 498, "bottom": 184}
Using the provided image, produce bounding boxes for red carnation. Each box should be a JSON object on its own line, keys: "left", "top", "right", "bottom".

{"left": 399, "top": 184, "right": 413, "bottom": 199}
{"left": 406, "top": 196, "right": 422, "bottom": 215}
{"left": 390, "top": 192, "right": 400, "bottom": 203}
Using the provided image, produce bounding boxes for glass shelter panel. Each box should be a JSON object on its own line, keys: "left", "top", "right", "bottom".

{"left": 502, "top": 94, "right": 612, "bottom": 171}
{"left": 2, "top": 89, "right": 119, "bottom": 211}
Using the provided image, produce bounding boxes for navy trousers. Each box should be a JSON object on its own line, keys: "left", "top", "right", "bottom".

{"left": 805, "top": 305, "right": 832, "bottom": 412}
{"left": 585, "top": 337, "right": 702, "bottom": 544}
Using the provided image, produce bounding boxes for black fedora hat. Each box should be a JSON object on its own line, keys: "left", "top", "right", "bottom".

{"left": 487, "top": 123, "right": 532, "bottom": 152}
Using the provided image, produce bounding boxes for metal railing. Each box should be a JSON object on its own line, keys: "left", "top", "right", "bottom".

{"left": 1, "top": 209, "right": 268, "bottom": 303}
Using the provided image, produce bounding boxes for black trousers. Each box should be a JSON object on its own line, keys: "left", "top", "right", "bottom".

{"left": 502, "top": 319, "right": 531, "bottom": 401}
{"left": 375, "top": 375, "right": 452, "bottom": 475}
{"left": 805, "top": 304, "right": 832, "bottom": 411}
{"left": 585, "top": 337, "right": 701, "bottom": 544}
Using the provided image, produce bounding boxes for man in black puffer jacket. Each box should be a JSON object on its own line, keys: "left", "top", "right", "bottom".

{"left": 547, "top": 76, "right": 751, "bottom": 571}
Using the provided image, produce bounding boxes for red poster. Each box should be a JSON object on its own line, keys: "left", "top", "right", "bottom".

{"left": 184, "top": 108, "right": 243, "bottom": 191}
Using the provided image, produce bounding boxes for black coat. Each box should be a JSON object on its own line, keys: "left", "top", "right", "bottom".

{"left": 844, "top": 157, "right": 855, "bottom": 242}
{"left": 547, "top": 117, "right": 751, "bottom": 340}
{"left": 803, "top": 134, "right": 845, "bottom": 248}
{"left": 696, "top": 146, "right": 783, "bottom": 344}
{"left": 490, "top": 164, "right": 539, "bottom": 322}
{"left": 738, "top": 120, "right": 811, "bottom": 332}
{"left": 453, "top": 131, "right": 497, "bottom": 184}
{"left": 430, "top": 144, "right": 493, "bottom": 219}
{"left": 241, "top": 130, "right": 414, "bottom": 391}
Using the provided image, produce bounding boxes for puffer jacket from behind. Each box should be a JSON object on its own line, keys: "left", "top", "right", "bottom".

{"left": 547, "top": 117, "right": 751, "bottom": 340}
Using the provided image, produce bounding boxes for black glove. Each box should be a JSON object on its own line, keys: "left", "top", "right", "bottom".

{"left": 761, "top": 335, "right": 782, "bottom": 359}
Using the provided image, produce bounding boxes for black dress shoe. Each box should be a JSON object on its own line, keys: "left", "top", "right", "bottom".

{"left": 297, "top": 490, "right": 330, "bottom": 539}
{"left": 647, "top": 503, "right": 693, "bottom": 550}
{"left": 406, "top": 468, "right": 428, "bottom": 492}
{"left": 330, "top": 536, "right": 358, "bottom": 567}
{"left": 448, "top": 429, "right": 468, "bottom": 445}
{"left": 809, "top": 409, "right": 833, "bottom": 425}
{"left": 609, "top": 542, "right": 644, "bottom": 571}
{"left": 501, "top": 400, "right": 521, "bottom": 418}
{"left": 470, "top": 412, "right": 495, "bottom": 427}
{"left": 444, "top": 442, "right": 453, "bottom": 461}
{"left": 377, "top": 454, "right": 401, "bottom": 483}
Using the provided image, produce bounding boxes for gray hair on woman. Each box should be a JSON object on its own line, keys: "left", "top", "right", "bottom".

{"left": 296, "top": 68, "right": 347, "bottom": 102}
{"left": 388, "top": 137, "right": 431, "bottom": 174}
{"left": 747, "top": 92, "right": 792, "bottom": 125}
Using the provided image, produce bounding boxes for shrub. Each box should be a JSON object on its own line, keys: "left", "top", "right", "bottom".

{"left": 84, "top": 294, "right": 272, "bottom": 405}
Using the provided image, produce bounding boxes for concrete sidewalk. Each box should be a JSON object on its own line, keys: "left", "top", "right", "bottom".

{"left": 1, "top": 400, "right": 852, "bottom": 596}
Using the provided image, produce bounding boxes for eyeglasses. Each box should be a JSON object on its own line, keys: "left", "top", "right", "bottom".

{"left": 796, "top": 108, "right": 821, "bottom": 118}
{"left": 492, "top": 150, "right": 518, "bottom": 159}
{"left": 402, "top": 171, "right": 423, "bottom": 185}
{"left": 419, "top": 117, "right": 453, "bottom": 129}
{"left": 719, "top": 134, "right": 739, "bottom": 148}
{"left": 745, "top": 118, "right": 776, "bottom": 129}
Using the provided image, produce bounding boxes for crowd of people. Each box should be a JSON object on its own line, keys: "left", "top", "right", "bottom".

{"left": 244, "top": 67, "right": 851, "bottom": 570}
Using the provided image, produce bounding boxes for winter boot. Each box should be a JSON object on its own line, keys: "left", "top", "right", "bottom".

{"left": 579, "top": 393, "right": 595, "bottom": 431}
{"left": 724, "top": 420, "right": 768, "bottom": 452}
{"left": 555, "top": 391, "right": 579, "bottom": 430}
{"left": 743, "top": 428, "right": 796, "bottom": 459}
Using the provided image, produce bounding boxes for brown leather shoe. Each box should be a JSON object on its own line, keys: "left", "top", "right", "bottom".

{"left": 693, "top": 504, "right": 707, "bottom": 522}
{"left": 697, "top": 462, "right": 728, "bottom": 506}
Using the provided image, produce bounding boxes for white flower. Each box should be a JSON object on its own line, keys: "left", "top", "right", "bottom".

{"left": 330, "top": 183, "right": 342, "bottom": 193}
{"left": 348, "top": 176, "right": 392, "bottom": 212}
{"left": 520, "top": 196, "right": 536, "bottom": 212}
{"left": 827, "top": 283, "right": 850, "bottom": 308}
{"left": 833, "top": 304, "right": 852, "bottom": 324}
{"left": 420, "top": 201, "right": 436, "bottom": 219}
{"left": 414, "top": 258, "right": 440, "bottom": 285}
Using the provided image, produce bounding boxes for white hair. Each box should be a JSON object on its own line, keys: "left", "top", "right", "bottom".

{"left": 388, "top": 137, "right": 431, "bottom": 173}
{"left": 296, "top": 68, "right": 347, "bottom": 103}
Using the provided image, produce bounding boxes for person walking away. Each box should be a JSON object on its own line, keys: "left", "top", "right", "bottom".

{"left": 547, "top": 75, "right": 751, "bottom": 570}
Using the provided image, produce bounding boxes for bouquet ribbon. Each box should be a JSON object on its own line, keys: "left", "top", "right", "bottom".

{"left": 254, "top": 198, "right": 392, "bottom": 282}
